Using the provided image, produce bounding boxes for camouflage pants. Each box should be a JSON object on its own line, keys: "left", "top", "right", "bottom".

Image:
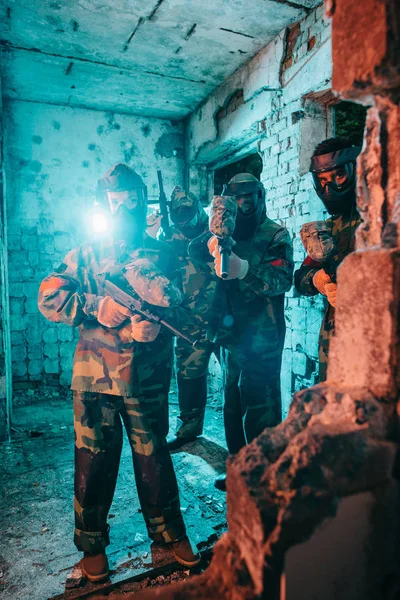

{"left": 319, "top": 338, "right": 329, "bottom": 382}
{"left": 318, "top": 305, "right": 335, "bottom": 382}
{"left": 221, "top": 347, "right": 283, "bottom": 454}
{"left": 173, "top": 338, "right": 217, "bottom": 438}
{"left": 73, "top": 351, "right": 185, "bottom": 553}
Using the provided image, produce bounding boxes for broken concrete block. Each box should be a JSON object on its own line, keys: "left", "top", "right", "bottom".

{"left": 329, "top": 248, "right": 400, "bottom": 398}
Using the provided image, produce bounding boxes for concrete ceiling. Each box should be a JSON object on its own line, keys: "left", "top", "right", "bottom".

{"left": 0, "top": 0, "right": 321, "bottom": 120}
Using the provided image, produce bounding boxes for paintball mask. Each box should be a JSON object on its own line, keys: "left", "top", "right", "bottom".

{"left": 222, "top": 173, "right": 265, "bottom": 239}
{"left": 97, "top": 164, "right": 148, "bottom": 241}
{"left": 169, "top": 186, "right": 207, "bottom": 237}
{"left": 310, "top": 146, "right": 361, "bottom": 216}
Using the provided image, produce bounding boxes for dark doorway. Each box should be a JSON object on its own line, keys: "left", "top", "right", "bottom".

{"left": 213, "top": 153, "right": 263, "bottom": 196}
{"left": 333, "top": 101, "right": 368, "bottom": 146}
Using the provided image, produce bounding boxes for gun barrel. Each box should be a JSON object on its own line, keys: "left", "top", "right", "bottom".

{"left": 158, "top": 319, "right": 198, "bottom": 346}
{"left": 220, "top": 248, "right": 230, "bottom": 279}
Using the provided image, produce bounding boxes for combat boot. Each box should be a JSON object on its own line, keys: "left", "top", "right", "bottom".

{"left": 167, "top": 375, "right": 207, "bottom": 451}
{"left": 167, "top": 535, "right": 201, "bottom": 567}
{"left": 81, "top": 552, "right": 109, "bottom": 582}
{"left": 214, "top": 473, "right": 226, "bottom": 492}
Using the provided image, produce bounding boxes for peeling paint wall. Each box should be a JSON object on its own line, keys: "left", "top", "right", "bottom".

{"left": 186, "top": 3, "right": 332, "bottom": 414}
{"left": 3, "top": 100, "right": 185, "bottom": 387}
{"left": 0, "top": 72, "right": 8, "bottom": 439}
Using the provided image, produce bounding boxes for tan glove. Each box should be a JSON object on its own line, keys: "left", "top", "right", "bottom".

{"left": 325, "top": 282, "right": 337, "bottom": 307}
{"left": 312, "top": 269, "right": 332, "bottom": 295}
{"left": 97, "top": 296, "right": 131, "bottom": 328}
{"left": 130, "top": 314, "right": 161, "bottom": 342}
{"left": 312, "top": 270, "right": 337, "bottom": 307}
{"left": 208, "top": 235, "right": 249, "bottom": 280}
{"left": 146, "top": 213, "right": 162, "bottom": 239}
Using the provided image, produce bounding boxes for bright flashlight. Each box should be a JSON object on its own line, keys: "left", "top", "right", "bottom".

{"left": 87, "top": 205, "right": 110, "bottom": 236}
{"left": 92, "top": 212, "right": 108, "bottom": 234}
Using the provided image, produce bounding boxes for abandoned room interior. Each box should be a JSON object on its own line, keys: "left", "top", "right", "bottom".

{"left": 0, "top": 0, "right": 399, "bottom": 598}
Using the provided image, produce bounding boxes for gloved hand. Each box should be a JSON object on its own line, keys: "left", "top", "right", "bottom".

{"left": 208, "top": 236, "right": 249, "bottom": 280}
{"left": 325, "top": 282, "right": 337, "bottom": 307}
{"left": 312, "top": 270, "right": 337, "bottom": 307}
{"left": 130, "top": 314, "right": 161, "bottom": 342}
{"left": 312, "top": 269, "right": 332, "bottom": 295}
{"left": 97, "top": 296, "right": 131, "bottom": 328}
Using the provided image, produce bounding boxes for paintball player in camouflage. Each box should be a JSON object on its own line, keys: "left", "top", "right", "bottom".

{"left": 38, "top": 164, "right": 200, "bottom": 583}
{"left": 161, "top": 186, "right": 218, "bottom": 450}
{"left": 192, "top": 173, "right": 294, "bottom": 491}
{"left": 294, "top": 138, "right": 362, "bottom": 381}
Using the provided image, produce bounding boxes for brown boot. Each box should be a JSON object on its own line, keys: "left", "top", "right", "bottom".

{"left": 167, "top": 536, "right": 201, "bottom": 567}
{"left": 81, "top": 552, "right": 109, "bottom": 582}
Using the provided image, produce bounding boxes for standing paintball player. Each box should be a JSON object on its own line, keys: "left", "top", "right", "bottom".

{"left": 161, "top": 186, "right": 218, "bottom": 450}
{"left": 38, "top": 163, "right": 200, "bottom": 583}
{"left": 191, "top": 173, "right": 293, "bottom": 490}
{"left": 294, "top": 138, "right": 362, "bottom": 381}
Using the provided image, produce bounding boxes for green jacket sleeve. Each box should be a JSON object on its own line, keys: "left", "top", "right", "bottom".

{"left": 294, "top": 256, "right": 322, "bottom": 297}
{"left": 240, "top": 228, "right": 294, "bottom": 297}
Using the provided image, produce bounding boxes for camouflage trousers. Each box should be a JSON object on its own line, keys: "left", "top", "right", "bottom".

{"left": 173, "top": 338, "right": 218, "bottom": 439}
{"left": 73, "top": 353, "right": 185, "bottom": 553}
{"left": 318, "top": 305, "right": 335, "bottom": 382}
{"left": 221, "top": 346, "right": 283, "bottom": 455}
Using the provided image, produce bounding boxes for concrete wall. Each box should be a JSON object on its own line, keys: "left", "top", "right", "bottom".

{"left": 3, "top": 100, "right": 185, "bottom": 387}
{"left": 186, "top": 3, "right": 332, "bottom": 415}
{"left": 0, "top": 72, "right": 9, "bottom": 439}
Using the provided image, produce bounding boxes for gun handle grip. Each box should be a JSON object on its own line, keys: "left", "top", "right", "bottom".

{"left": 220, "top": 248, "right": 230, "bottom": 279}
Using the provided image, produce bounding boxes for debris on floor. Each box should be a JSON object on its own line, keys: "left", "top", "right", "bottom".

{"left": 0, "top": 386, "right": 227, "bottom": 600}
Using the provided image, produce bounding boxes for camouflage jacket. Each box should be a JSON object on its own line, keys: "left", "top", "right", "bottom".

{"left": 207, "top": 216, "right": 294, "bottom": 361}
{"left": 294, "top": 212, "right": 361, "bottom": 376}
{"left": 161, "top": 212, "right": 216, "bottom": 337}
{"left": 38, "top": 235, "right": 181, "bottom": 396}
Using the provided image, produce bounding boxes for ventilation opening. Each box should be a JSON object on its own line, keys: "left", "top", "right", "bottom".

{"left": 299, "top": 93, "right": 369, "bottom": 176}
{"left": 213, "top": 153, "right": 263, "bottom": 196}
{"left": 332, "top": 101, "right": 368, "bottom": 146}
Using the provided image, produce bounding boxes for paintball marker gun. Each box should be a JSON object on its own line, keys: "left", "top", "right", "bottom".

{"left": 157, "top": 169, "right": 171, "bottom": 236}
{"left": 96, "top": 258, "right": 198, "bottom": 347}
{"left": 300, "top": 221, "right": 341, "bottom": 283}
{"left": 209, "top": 195, "right": 238, "bottom": 279}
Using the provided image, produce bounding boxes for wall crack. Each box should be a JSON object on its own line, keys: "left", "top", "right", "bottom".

{"left": 219, "top": 28, "right": 254, "bottom": 39}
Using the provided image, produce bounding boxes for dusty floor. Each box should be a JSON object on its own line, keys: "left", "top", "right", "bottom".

{"left": 0, "top": 380, "right": 228, "bottom": 600}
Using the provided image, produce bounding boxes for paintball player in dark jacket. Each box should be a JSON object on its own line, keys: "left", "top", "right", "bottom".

{"left": 191, "top": 173, "right": 294, "bottom": 490}
{"left": 294, "top": 138, "right": 362, "bottom": 381}
{"left": 161, "top": 187, "right": 218, "bottom": 450}
{"left": 38, "top": 164, "right": 200, "bottom": 582}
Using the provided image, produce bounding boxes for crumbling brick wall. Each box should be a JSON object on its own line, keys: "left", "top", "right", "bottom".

{"left": 3, "top": 101, "right": 185, "bottom": 388}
